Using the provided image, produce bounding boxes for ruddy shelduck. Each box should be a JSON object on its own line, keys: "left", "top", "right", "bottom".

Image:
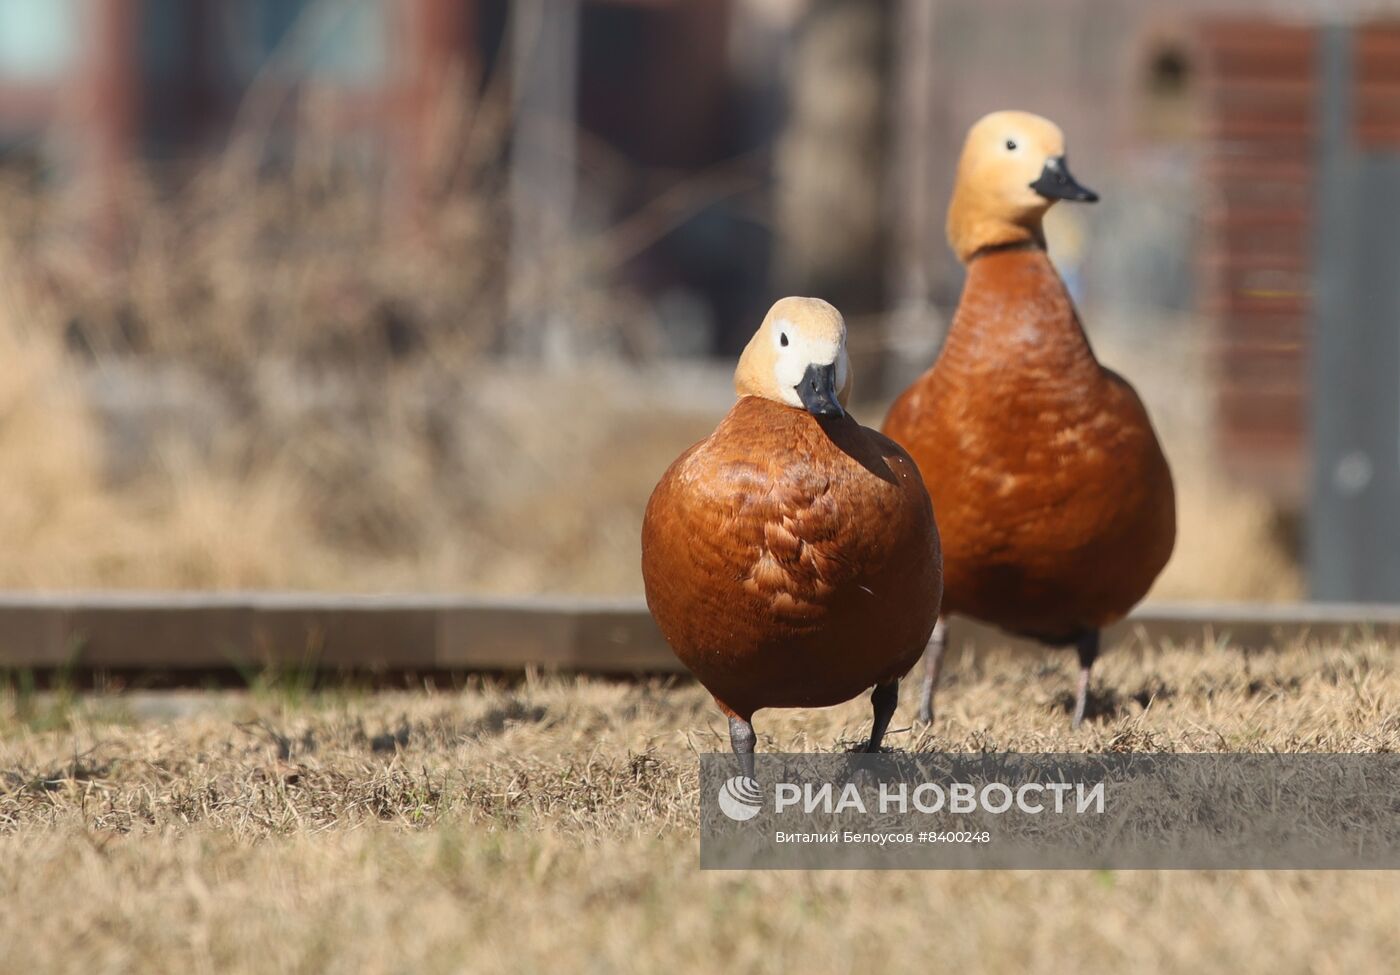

{"left": 883, "top": 111, "right": 1175, "bottom": 729}
{"left": 643, "top": 297, "right": 942, "bottom": 776}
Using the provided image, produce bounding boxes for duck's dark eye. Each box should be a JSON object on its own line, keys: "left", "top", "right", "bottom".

{"left": 780, "top": 332, "right": 789, "bottom": 347}
{"left": 1005, "top": 139, "right": 1017, "bottom": 151}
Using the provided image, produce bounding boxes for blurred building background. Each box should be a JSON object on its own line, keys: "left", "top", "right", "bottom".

{"left": 0, "top": 0, "right": 1397, "bottom": 600}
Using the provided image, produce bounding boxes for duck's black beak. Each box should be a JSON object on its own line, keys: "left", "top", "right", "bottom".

{"left": 797, "top": 362, "right": 845, "bottom": 418}
{"left": 1030, "top": 155, "right": 1098, "bottom": 203}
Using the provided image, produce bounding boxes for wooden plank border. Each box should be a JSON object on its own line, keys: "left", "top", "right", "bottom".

{"left": 1, "top": 594, "right": 1399, "bottom": 678}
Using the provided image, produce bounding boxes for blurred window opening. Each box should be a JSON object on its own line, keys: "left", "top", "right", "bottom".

{"left": 1140, "top": 41, "right": 1194, "bottom": 142}
{"left": 1150, "top": 47, "right": 1188, "bottom": 94}
{"left": 141, "top": 0, "right": 187, "bottom": 81}
{"left": 0, "top": 0, "right": 79, "bottom": 81}
{"left": 228, "top": 0, "right": 388, "bottom": 85}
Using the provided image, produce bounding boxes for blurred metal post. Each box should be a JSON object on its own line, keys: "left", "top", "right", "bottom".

{"left": 507, "top": 0, "right": 580, "bottom": 362}
{"left": 394, "top": 0, "right": 477, "bottom": 230}
{"left": 1308, "top": 25, "right": 1400, "bottom": 600}
{"left": 80, "top": 0, "right": 141, "bottom": 258}
{"left": 885, "top": 0, "right": 943, "bottom": 390}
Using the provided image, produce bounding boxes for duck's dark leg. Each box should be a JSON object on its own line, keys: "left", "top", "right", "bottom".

{"left": 728, "top": 715, "right": 757, "bottom": 780}
{"left": 917, "top": 619, "right": 948, "bottom": 725}
{"left": 865, "top": 681, "right": 900, "bottom": 752}
{"left": 1072, "top": 630, "right": 1100, "bottom": 730}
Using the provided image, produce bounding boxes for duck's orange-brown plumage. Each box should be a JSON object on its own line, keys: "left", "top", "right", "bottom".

{"left": 884, "top": 110, "right": 1175, "bottom": 727}
{"left": 883, "top": 245, "right": 1174, "bottom": 642}
{"left": 643, "top": 395, "right": 941, "bottom": 722}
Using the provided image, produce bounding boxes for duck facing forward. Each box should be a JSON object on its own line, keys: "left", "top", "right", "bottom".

{"left": 883, "top": 111, "right": 1175, "bottom": 729}
{"left": 643, "top": 297, "right": 943, "bottom": 776}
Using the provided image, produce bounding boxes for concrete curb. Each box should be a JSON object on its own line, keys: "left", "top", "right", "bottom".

{"left": 1, "top": 594, "right": 1397, "bottom": 677}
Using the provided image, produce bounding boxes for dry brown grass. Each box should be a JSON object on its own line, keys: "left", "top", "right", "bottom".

{"left": 1, "top": 639, "right": 1397, "bottom": 973}
{"left": 0, "top": 269, "right": 1299, "bottom": 600}
{"left": 0, "top": 133, "right": 697, "bottom": 593}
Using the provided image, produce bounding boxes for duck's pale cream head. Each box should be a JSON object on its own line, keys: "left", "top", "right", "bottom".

{"left": 734, "top": 296, "right": 851, "bottom": 416}
{"left": 946, "top": 110, "right": 1098, "bottom": 263}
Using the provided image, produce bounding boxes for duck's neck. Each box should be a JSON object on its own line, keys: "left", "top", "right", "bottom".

{"left": 943, "top": 246, "right": 1098, "bottom": 368}
{"left": 946, "top": 187, "right": 1047, "bottom": 263}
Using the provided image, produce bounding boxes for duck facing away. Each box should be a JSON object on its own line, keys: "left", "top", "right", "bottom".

{"left": 883, "top": 111, "right": 1175, "bottom": 729}
{"left": 643, "top": 297, "right": 943, "bottom": 777}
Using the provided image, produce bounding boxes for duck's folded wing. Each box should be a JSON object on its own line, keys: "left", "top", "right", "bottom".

{"left": 645, "top": 452, "right": 844, "bottom": 622}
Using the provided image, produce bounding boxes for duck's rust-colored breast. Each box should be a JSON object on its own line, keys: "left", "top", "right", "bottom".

{"left": 642, "top": 395, "right": 942, "bottom": 720}
{"left": 883, "top": 247, "right": 1175, "bottom": 641}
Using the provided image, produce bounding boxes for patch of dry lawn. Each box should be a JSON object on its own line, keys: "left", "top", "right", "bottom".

{"left": 1, "top": 639, "right": 1397, "bottom": 973}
